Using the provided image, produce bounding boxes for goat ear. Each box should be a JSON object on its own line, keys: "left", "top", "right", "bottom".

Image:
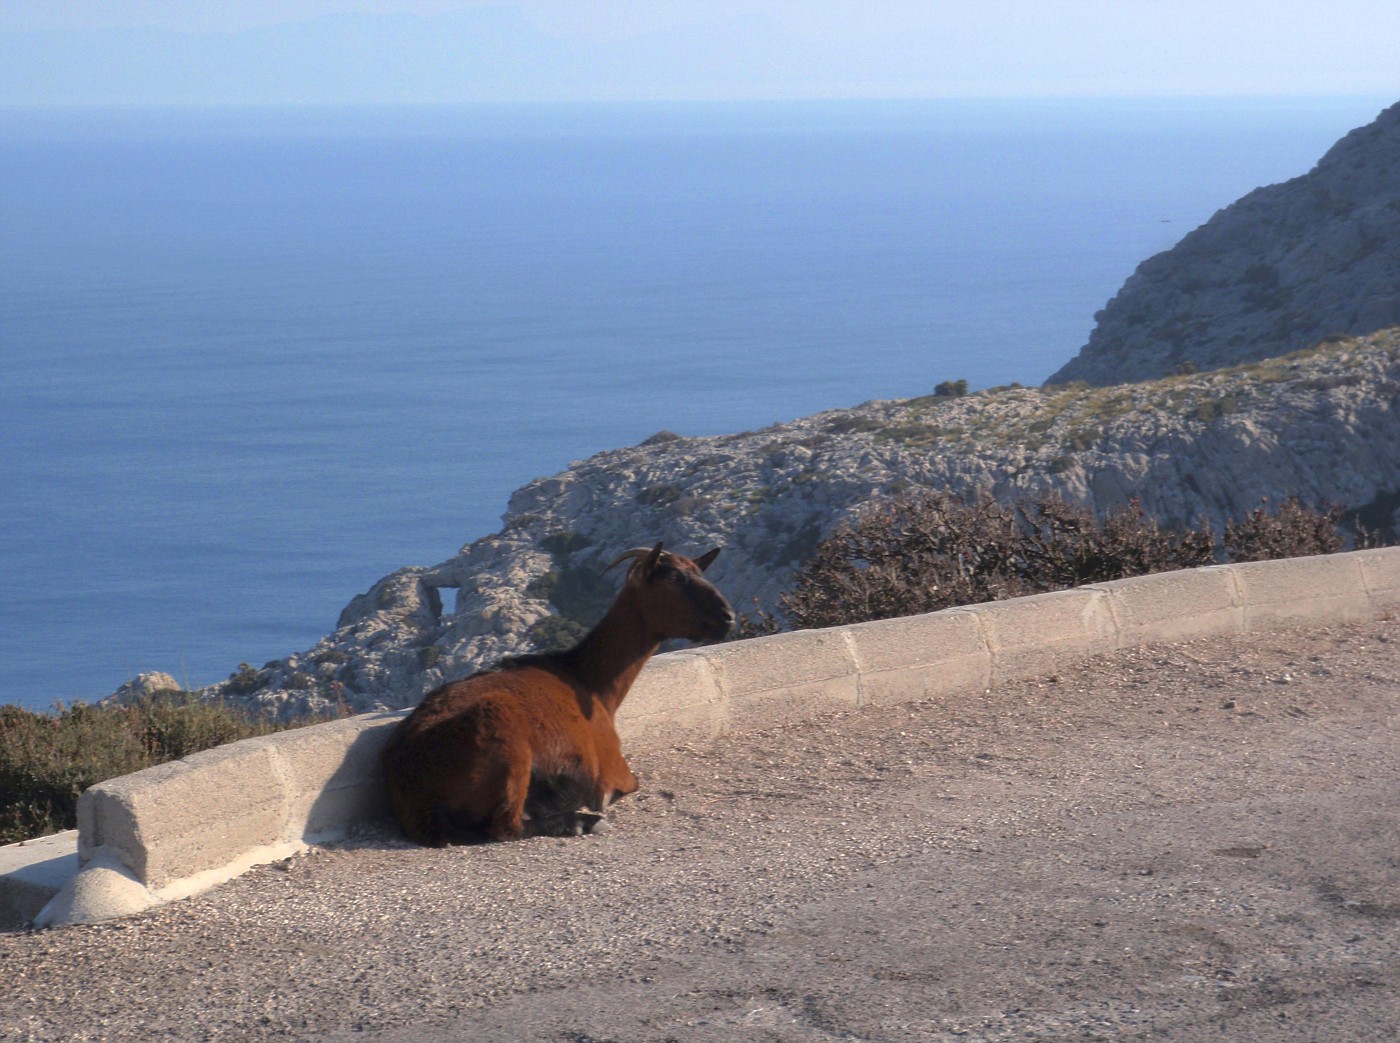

{"left": 643, "top": 541, "right": 665, "bottom": 575}
{"left": 694, "top": 547, "right": 721, "bottom": 572}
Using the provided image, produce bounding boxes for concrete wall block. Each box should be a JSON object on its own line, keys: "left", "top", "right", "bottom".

{"left": 1094, "top": 566, "right": 1244, "bottom": 646}
{"left": 39, "top": 547, "right": 1395, "bottom": 928}
{"left": 699, "top": 628, "right": 859, "bottom": 730}
{"left": 843, "top": 610, "right": 992, "bottom": 706}
{"left": 1356, "top": 546, "right": 1400, "bottom": 615}
{"left": 970, "top": 588, "right": 1118, "bottom": 684}
{"left": 619, "top": 651, "right": 726, "bottom": 746}
{"left": 273, "top": 712, "right": 406, "bottom": 842}
{"left": 77, "top": 779, "right": 142, "bottom": 867}
{"left": 0, "top": 831, "right": 78, "bottom": 929}
{"left": 80, "top": 740, "right": 288, "bottom": 890}
{"left": 1230, "top": 553, "right": 1372, "bottom": 628}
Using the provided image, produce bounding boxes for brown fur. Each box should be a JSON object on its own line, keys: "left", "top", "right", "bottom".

{"left": 383, "top": 543, "right": 732, "bottom": 845}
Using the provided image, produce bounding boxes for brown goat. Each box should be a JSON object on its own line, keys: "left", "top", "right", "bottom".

{"left": 383, "top": 542, "right": 733, "bottom": 845}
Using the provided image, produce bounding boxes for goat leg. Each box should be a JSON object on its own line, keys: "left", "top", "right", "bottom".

{"left": 523, "top": 808, "right": 608, "bottom": 837}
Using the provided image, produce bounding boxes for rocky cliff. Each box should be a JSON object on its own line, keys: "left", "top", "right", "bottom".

{"left": 201, "top": 329, "right": 1400, "bottom": 720}
{"left": 1048, "top": 101, "right": 1400, "bottom": 386}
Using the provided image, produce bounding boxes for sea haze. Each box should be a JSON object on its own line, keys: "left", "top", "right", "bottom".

{"left": 0, "top": 97, "right": 1386, "bottom": 709}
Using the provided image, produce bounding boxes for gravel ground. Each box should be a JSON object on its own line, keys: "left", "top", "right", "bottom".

{"left": 2, "top": 617, "right": 1398, "bottom": 1042}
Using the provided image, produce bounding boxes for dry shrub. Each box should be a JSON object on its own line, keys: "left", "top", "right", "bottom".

{"left": 775, "top": 490, "right": 1363, "bottom": 632}
{"left": 1224, "top": 496, "right": 1344, "bottom": 562}
{"left": 1014, "top": 496, "right": 1216, "bottom": 589}
{"left": 780, "top": 493, "right": 1028, "bottom": 630}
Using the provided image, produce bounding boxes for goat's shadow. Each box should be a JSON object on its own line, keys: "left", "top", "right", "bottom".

{"left": 296, "top": 713, "right": 412, "bottom": 854}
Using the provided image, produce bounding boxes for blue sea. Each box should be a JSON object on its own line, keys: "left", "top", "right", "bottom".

{"left": 1, "top": 97, "right": 1388, "bottom": 710}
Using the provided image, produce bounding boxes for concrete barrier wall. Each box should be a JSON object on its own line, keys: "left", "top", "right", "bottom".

{"left": 75, "top": 712, "right": 406, "bottom": 896}
{"left": 12, "top": 547, "right": 1400, "bottom": 928}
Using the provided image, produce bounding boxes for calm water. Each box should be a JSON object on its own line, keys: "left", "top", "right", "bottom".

{"left": 1, "top": 98, "right": 1387, "bottom": 709}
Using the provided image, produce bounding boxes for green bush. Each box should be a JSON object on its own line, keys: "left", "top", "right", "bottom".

{"left": 524, "top": 569, "right": 560, "bottom": 601}
{"left": 540, "top": 530, "right": 593, "bottom": 556}
{"left": 547, "top": 562, "right": 618, "bottom": 630}
{"left": 0, "top": 692, "right": 336, "bottom": 844}
{"left": 824, "top": 416, "right": 884, "bottom": 435}
{"left": 227, "top": 662, "right": 264, "bottom": 695}
{"left": 526, "top": 614, "right": 590, "bottom": 654}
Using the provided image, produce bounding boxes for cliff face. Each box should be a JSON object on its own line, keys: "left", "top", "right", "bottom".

{"left": 205, "top": 329, "right": 1400, "bottom": 720}
{"left": 127, "top": 103, "right": 1400, "bottom": 720}
{"left": 1048, "top": 102, "right": 1400, "bottom": 386}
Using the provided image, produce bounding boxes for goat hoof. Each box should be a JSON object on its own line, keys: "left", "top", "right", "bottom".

{"left": 571, "top": 811, "right": 609, "bottom": 835}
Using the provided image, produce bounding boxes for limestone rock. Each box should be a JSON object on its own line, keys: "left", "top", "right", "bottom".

{"left": 109, "top": 672, "right": 181, "bottom": 703}
{"left": 171, "top": 330, "right": 1400, "bottom": 721}
{"left": 1049, "top": 101, "right": 1400, "bottom": 386}
{"left": 104, "top": 106, "right": 1400, "bottom": 721}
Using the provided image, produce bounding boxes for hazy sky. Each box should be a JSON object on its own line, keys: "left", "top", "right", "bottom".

{"left": 2, "top": 1, "right": 1398, "bottom": 105}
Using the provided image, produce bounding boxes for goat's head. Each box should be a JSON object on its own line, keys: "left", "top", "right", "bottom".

{"left": 604, "top": 542, "right": 734, "bottom": 644}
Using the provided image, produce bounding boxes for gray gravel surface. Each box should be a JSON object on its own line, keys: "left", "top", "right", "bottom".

{"left": 3, "top": 618, "right": 1399, "bottom": 1042}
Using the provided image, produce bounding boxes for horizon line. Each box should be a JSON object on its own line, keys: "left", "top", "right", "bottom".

{"left": 2, "top": 92, "right": 1394, "bottom": 111}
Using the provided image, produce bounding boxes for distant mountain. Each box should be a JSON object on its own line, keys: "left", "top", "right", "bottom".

{"left": 0, "top": 8, "right": 786, "bottom": 106}
{"left": 1048, "top": 101, "right": 1400, "bottom": 386}
{"left": 176, "top": 329, "right": 1400, "bottom": 720}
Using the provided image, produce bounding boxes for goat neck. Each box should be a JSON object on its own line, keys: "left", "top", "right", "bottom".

{"left": 563, "top": 586, "right": 659, "bottom": 716}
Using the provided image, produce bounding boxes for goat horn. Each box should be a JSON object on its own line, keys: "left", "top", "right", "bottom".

{"left": 602, "top": 547, "right": 658, "bottom": 574}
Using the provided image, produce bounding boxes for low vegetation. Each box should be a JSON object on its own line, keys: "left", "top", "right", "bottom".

{"left": 1224, "top": 497, "right": 1347, "bottom": 562}
{"left": 1, "top": 690, "right": 337, "bottom": 844}
{"left": 738, "top": 492, "right": 1384, "bottom": 636}
{"left": 4, "top": 484, "right": 1390, "bottom": 845}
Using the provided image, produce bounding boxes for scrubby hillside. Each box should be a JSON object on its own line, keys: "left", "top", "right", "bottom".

{"left": 192, "top": 329, "right": 1400, "bottom": 719}
{"left": 1049, "top": 101, "right": 1400, "bottom": 385}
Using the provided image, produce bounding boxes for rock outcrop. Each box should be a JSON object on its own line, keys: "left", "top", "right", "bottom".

{"left": 189, "top": 330, "right": 1400, "bottom": 720}
{"left": 110, "top": 672, "right": 181, "bottom": 702}
{"left": 110, "top": 101, "right": 1400, "bottom": 722}
{"left": 1048, "top": 101, "right": 1400, "bottom": 386}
